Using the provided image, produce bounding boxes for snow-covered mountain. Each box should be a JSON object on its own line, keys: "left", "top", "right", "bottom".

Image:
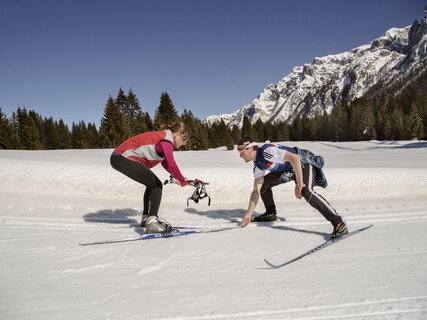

{"left": 206, "top": 15, "right": 427, "bottom": 128}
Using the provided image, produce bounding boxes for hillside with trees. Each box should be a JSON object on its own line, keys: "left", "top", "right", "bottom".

{"left": 1, "top": 70, "right": 426, "bottom": 151}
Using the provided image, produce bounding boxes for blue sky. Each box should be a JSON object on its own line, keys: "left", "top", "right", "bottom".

{"left": 0, "top": 0, "right": 425, "bottom": 126}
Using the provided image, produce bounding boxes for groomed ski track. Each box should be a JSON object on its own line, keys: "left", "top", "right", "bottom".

{"left": 1, "top": 142, "right": 427, "bottom": 319}
{"left": 1, "top": 202, "right": 427, "bottom": 319}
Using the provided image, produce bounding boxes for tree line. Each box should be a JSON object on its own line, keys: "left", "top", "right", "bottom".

{"left": 241, "top": 69, "right": 427, "bottom": 142}
{"left": 0, "top": 88, "right": 236, "bottom": 150}
{"left": 1, "top": 71, "right": 426, "bottom": 150}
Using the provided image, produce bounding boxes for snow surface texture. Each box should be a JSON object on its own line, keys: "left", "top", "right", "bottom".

{"left": 1, "top": 141, "right": 427, "bottom": 320}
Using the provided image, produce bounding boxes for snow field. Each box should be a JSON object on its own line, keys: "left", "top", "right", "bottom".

{"left": 1, "top": 141, "right": 427, "bottom": 319}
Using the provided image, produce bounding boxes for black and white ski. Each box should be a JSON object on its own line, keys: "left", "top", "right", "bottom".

{"left": 264, "top": 224, "right": 373, "bottom": 269}
{"left": 79, "top": 225, "right": 239, "bottom": 246}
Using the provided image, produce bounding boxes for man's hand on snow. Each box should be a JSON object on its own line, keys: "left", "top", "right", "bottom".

{"left": 240, "top": 213, "right": 252, "bottom": 227}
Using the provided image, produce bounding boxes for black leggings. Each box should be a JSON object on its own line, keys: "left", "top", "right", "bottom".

{"left": 110, "top": 153, "right": 163, "bottom": 216}
{"left": 260, "top": 164, "right": 343, "bottom": 225}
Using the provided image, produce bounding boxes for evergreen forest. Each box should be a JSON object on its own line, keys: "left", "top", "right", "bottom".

{"left": 1, "top": 71, "right": 426, "bottom": 151}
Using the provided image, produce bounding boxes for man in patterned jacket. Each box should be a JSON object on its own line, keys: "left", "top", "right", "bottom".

{"left": 237, "top": 137, "right": 348, "bottom": 239}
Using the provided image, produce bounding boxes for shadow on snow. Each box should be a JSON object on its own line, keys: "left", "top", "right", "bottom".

{"left": 82, "top": 207, "right": 329, "bottom": 239}
{"left": 184, "top": 207, "right": 330, "bottom": 240}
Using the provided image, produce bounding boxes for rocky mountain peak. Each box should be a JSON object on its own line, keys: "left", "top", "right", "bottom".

{"left": 207, "top": 15, "right": 427, "bottom": 128}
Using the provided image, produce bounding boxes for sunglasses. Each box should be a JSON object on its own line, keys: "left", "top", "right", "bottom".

{"left": 179, "top": 132, "right": 189, "bottom": 144}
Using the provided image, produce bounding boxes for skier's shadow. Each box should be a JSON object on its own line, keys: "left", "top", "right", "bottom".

{"left": 263, "top": 224, "right": 330, "bottom": 241}
{"left": 184, "top": 207, "right": 248, "bottom": 223}
{"left": 83, "top": 208, "right": 139, "bottom": 224}
{"left": 185, "top": 208, "right": 329, "bottom": 239}
{"left": 83, "top": 208, "right": 329, "bottom": 239}
{"left": 83, "top": 208, "right": 145, "bottom": 235}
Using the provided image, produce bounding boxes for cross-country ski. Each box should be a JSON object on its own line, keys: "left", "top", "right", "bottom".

{"left": 79, "top": 225, "right": 239, "bottom": 246}
{"left": 264, "top": 225, "right": 373, "bottom": 268}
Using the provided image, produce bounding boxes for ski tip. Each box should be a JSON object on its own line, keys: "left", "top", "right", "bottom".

{"left": 263, "top": 258, "right": 277, "bottom": 268}
{"left": 359, "top": 224, "right": 374, "bottom": 231}
{"left": 79, "top": 242, "right": 95, "bottom": 246}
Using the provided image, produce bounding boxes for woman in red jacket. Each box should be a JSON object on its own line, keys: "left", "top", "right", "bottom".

{"left": 110, "top": 121, "right": 191, "bottom": 233}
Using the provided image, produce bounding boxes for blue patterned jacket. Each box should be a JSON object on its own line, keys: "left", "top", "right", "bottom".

{"left": 276, "top": 146, "right": 328, "bottom": 188}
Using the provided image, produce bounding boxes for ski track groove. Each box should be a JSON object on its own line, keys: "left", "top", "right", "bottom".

{"left": 155, "top": 296, "right": 427, "bottom": 320}
{"left": 1, "top": 207, "right": 427, "bottom": 232}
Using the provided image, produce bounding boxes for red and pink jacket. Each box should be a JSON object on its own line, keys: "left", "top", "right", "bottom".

{"left": 113, "top": 130, "right": 186, "bottom": 183}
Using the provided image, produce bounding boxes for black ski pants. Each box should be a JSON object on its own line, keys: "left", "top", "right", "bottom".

{"left": 110, "top": 153, "right": 162, "bottom": 217}
{"left": 260, "top": 164, "right": 343, "bottom": 226}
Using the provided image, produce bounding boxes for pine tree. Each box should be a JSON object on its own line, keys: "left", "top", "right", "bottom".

{"left": 15, "top": 107, "right": 43, "bottom": 149}
{"left": 374, "top": 100, "right": 388, "bottom": 140}
{"left": 362, "top": 103, "right": 377, "bottom": 140}
{"left": 291, "top": 116, "right": 303, "bottom": 140}
{"left": 301, "top": 115, "right": 316, "bottom": 140}
{"left": 230, "top": 124, "right": 241, "bottom": 145}
{"left": 331, "top": 102, "right": 349, "bottom": 141}
{"left": 143, "top": 112, "right": 154, "bottom": 131}
{"left": 87, "top": 122, "right": 100, "bottom": 148}
{"left": 215, "top": 120, "right": 234, "bottom": 150}
{"left": 133, "top": 111, "right": 149, "bottom": 135}
{"left": 383, "top": 118, "right": 393, "bottom": 140}
{"left": 44, "top": 117, "right": 59, "bottom": 149}
{"left": 207, "top": 123, "right": 221, "bottom": 148}
{"left": 349, "top": 101, "right": 364, "bottom": 140}
{"left": 195, "top": 121, "right": 210, "bottom": 150}
{"left": 10, "top": 112, "right": 21, "bottom": 148}
{"left": 181, "top": 110, "right": 209, "bottom": 150}
{"left": 115, "top": 88, "right": 127, "bottom": 114}
{"left": 241, "top": 115, "right": 254, "bottom": 138}
{"left": 57, "top": 119, "right": 71, "bottom": 149}
{"left": 0, "top": 108, "right": 17, "bottom": 149}
{"left": 124, "top": 88, "right": 144, "bottom": 135}
{"left": 153, "top": 92, "right": 179, "bottom": 129}
{"left": 263, "top": 122, "right": 274, "bottom": 142}
{"left": 389, "top": 101, "right": 405, "bottom": 140}
{"left": 253, "top": 119, "right": 265, "bottom": 142}
{"left": 71, "top": 121, "right": 90, "bottom": 149}
{"left": 99, "top": 96, "right": 130, "bottom": 148}
{"left": 29, "top": 110, "right": 46, "bottom": 148}
{"left": 407, "top": 103, "right": 425, "bottom": 139}
{"left": 315, "top": 112, "right": 331, "bottom": 141}
{"left": 272, "top": 121, "right": 289, "bottom": 142}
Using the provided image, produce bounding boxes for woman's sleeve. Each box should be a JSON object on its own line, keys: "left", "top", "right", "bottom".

{"left": 156, "top": 141, "right": 186, "bottom": 183}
